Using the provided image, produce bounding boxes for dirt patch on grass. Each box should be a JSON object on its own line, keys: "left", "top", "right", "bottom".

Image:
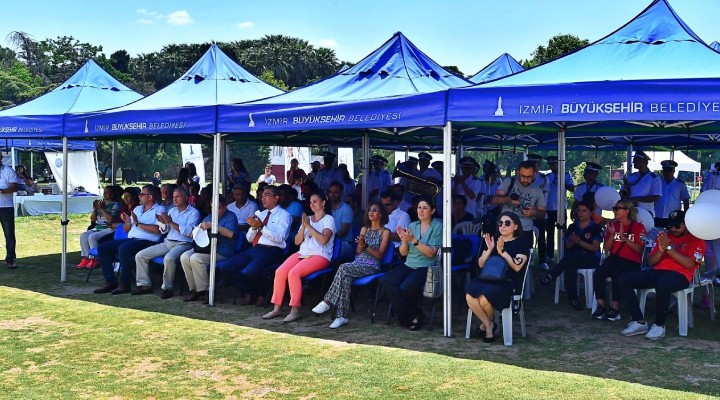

{"left": 0, "top": 316, "right": 56, "bottom": 330}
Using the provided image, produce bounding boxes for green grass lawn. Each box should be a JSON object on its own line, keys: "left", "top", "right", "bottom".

{"left": 1, "top": 214, "right": 719, "bottom": 399}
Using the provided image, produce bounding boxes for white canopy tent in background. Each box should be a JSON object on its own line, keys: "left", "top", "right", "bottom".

{"left": 180, "top": 144, "right": 206, "bottom": 188}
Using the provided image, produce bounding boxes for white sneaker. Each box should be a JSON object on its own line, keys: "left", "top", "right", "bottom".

{"left": 645, "top": 324, "right": 666, "bottom": 340}
{"left": 329, "top": 317, "right": 348, "bottom": 329}
{"left": 312, "top": 301, "right": 331, "bottom": 315}
{"left": 621, "top": 321, "right": 648, "bottom": 337}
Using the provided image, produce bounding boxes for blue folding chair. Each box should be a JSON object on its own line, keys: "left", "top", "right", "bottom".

{"left": 301, "top": 236, "right": 341, "bottom": 303}
{"left": 349, "top": 243, "right": 395, "bottom": 323}
{"left": 86, "top": 227, "right": 128, "bottom": 282}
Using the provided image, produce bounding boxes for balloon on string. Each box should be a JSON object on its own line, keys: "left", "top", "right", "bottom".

{"left": 634, "top": 207, "right": 654, "bottom": 233}
{"left": 695, "top": 189, "right": 720, "bottom": 205}
{"left": 595, "top": 186, "right": 621, "bottom": 211}
{"left": 685, "top": 202, "right": 720, "bottom": 240}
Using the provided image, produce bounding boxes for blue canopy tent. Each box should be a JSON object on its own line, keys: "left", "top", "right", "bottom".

{"left": 217, "top": 32, "right": 470, "bottom": 141}
{"left": 469, "top": 53, "right": 525, "bottom": 84}
{"left": 66, "top": 44, "right": 288, "bottom": 306}
{"left": 66, "top": 44, "right": 284, "bottom": 138}
{"left": 0, "top": 59, "right": 143, "bottom": 282}
{"left": 710, "top": 41, "right": 720, "bottom": 52}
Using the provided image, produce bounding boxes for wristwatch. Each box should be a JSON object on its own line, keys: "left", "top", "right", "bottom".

{"left": 665, "top": 245, "right": 672, "bottom": 251}
{"left": 412, "top": 241, "right": 419, "bottom": 246}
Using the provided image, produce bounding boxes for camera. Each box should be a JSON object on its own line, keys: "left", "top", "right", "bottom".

{"left": 509, "top": 193, "right": 520, "bottom": 201}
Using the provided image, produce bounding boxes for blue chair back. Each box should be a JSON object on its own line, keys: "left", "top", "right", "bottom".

{"left": 332, "top": 234, "right": 341, "bottom": 260}
{"left": 114, "top": 226, "right": 129, "bottom": 240}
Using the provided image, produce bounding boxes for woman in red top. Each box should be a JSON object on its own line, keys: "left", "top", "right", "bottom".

{"left": 591, "top": 198, "right": 646, "bottom": 321}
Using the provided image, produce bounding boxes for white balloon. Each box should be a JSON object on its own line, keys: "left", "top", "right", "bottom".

{"left": 634, "top": 207, "right": 654, "bottom": 232}
{"left": 686, "top": 203, "right": 720, "bottom": 240}
{"left": 595, "top": 186, "right": 620, "bottom": 211}
{"left": 695, "top": 190, "right": 720, "bottom": 205}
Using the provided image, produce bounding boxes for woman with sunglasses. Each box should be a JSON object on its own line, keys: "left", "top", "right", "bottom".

{"left": 466, "top": 212, "right": 529, "bottom": 343}
{"left": 312, "top": 201, "right": 391, "bottom": 329}
{"left": 591, "top": 198, "right": 646, "bottom": 321}
{"left": 540, "top": 201, "right": 602, "bottom": 310}
{"left": 381, "top": 195, "right": 442, "bottom": 331}
{"left": 263, "top": 192, "right": 335, "bottom": 323}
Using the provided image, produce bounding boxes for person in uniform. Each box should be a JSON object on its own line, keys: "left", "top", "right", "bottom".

{"left": 654, "top": 160, "right": 689, "bottom": 229}
{"left": 314, "top": 151, "right": 343, "bottom": 195}
{"left": 366, "top": 155, "right": 392, "bottom": 202}
{"left": 478, "top": 160, "right": 502, "bottom": 219}
{"left": 418, "top": 152, "right": 443, "bottom": 216}
{"left": 527, "top": 154, "right": 549, "bottom": 269}
{"left": 700, "top": 161, "right": 720, "bottom": 295}
{"left": 573, "top": 162, "right": 604, "bottom": 216}
{"left": 543, "top": 155, "right": 575, "bottom": 267}
{"left": 307, "top": 160, "right": 321, "bottom": 184}
{"left": 624, "top": 150, "right": 661, "bottom": 217}
{"left": 453, "top": 157, "right": 483, "bottom": 219}
{"left": 701, "top": 161, "right": 720, "bottom": 192}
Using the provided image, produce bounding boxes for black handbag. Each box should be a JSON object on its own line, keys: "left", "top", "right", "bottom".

{"left": 478, "top": 254, "right": 509, "bottom": 282}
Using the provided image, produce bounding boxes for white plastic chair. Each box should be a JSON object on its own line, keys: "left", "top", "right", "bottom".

{"left": 465, "top": 260, "right": 530, "bottom": 346}
{"left": 555, "top": 252, "right": 604, "bottom": 309}
{"left": 637, "top": 269, "right": 716, "bottom": 337}
{"left": 453, "top": 221, "right": 482, "bottom": 236}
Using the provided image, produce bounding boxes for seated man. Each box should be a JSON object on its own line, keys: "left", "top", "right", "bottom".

{"left": 218, "top": 185, "right": 291, "bottom": 306}
{"left": 619, "top": 210, "right": 705, "bottom": 340}
{"left": 94, "top": 185, "right": 166, "bottom": 295}
{"left": 133, "top": 187, "right": 200, "bottom": 299}
{"left": 227, "top": 183, "right": 258, "bottom": 233}
{"left": 181, "top": 195, "right": 238, "bottom": 303}
{"left": 328, "top": 181, "right": 353, "bottom": 262}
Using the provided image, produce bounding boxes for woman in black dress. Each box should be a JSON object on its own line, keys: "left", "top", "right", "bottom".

{"left": 466, "top": 211, "right": 529, "bottom": 343}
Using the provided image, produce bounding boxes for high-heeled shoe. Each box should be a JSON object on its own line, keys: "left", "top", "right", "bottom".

{"left": 409, "top": 314, "right": 424, "bottom": 331}
{"left": 483, "top": 321, "right": 496, "bottom": 343}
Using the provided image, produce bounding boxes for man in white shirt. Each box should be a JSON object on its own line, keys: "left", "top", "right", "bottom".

{"left": 625, "top": 150, "right": 662, "bottom": 217}
{"left": 701, "top": 162, "right": 720, "bottom": 192}
{"left": 0, "top": 153, "right": 18, "bottom": 269}
{"left": 134, "top": 187, "right": 201, "bottom": 299}
{"left": 228, "top": 183, "right": 258, "bottom": 232}
{"left": 94, "top": 185, "right": 166, "bottom": 295}
{"left": 381, "top": 189, "right": 411, "bottom": 248}
{"left": 654, "top": 160, "right": 690, "bottom": 228}
{"left": 453, "top": 157, "right": 483, "bottom": 218}
{"left": 314, "top": 151, "right": 343, "bottom": 195}
{"left": 574, "top": 162, "right": 605, "bottom": 215}
{"left": 328, "top": 181, "right": 353, "bottom": 262}
{"left": 366, "top": 155, "right": 392, "bottom": 202}
{"left": 220, "top": 186, "right": 292, "bottom": 306}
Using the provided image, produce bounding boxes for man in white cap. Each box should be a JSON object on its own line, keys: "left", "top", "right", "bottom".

{"left": 700, "top": 161, "right": 720, "bottom": 294}
{"left": 366, "top": 155, "right": 391, "bottom": 202}
{"left": 397, "top": 156, "right": 420, "bottom": 206}
{"left": 418, "top": 152, "right": 443, "bottom": 216}
{"left": 624, "top": 150, "right": 661, "bottom": 217}
{"left": 307, "top": 160, "right": 321, "bottom": 183}
{"left": 654, "top": 160, "right": 689, "bottom": 229}
{"left": 574, "top": 161, "right": 605, "bottom": 215}
{"left": 314, "top": 151, "right": 343, "bottom": 195}
{"left": 478, "top": 160, "right": 502, "bottom": 218}
{"left": 701, "top": 161, "right": 720, "bottom": 192}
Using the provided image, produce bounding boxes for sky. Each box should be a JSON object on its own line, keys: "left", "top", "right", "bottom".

{"left": 2, "top": 0, "right": 719, "bottom": 76}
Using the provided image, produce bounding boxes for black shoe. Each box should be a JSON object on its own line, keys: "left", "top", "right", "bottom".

{"left": 94, "top": 283, "right": 118, "bottom": 294}
{"left": 602, "top": 308, "right": 622, "bottom": 321}
{"left": 570, "top": 298, "right": 584, "bottom": 311}
{"left": 111, "top": 284, "right": 131, "bottom": 295}
{"left": 131, "top": 286, "right": 153, "bottom": 295}
{"left": 591, "top": 306, "right": 606, "bottom": 320}
{"left": 160, "top": 289, "right": 174, "bottom": 299}
{"left": 540, "top": 274, "right": 553, "bottom": 286}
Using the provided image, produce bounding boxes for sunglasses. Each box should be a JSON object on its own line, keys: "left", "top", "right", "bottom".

{"left": 497, "top": 220, "right": 513, "bottom": 227}
{"left": 612, "top": 206, "right": 629, "bottom": 211}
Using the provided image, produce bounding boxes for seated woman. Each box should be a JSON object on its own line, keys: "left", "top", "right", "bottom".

{"left": 312, "top": 201, "right": 391, "bottom": 329}
{"left": 262, "top": 192, "right": 336, "bottom": 323}
{"left": 540, "top": 201, "right": 602, "bottom": 310}
{"left": 120, "top": 187, "right": 140, "bottom": 216}
{"left": 77, "top": 186, "right": 121, "bottom": 268}
{"left": 451, "top": 194, "right": 474, "bottom": 228}
{"left": 466, "top": 211, "right": 529, "bottom": 343}
{"left": 381, "top": 195, "right": 442, "bottom": 331}
{"left": 590, "top": 198, "right": 645, "bottom": 321}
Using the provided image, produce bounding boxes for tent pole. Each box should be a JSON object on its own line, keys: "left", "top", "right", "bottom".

{"left": 361, "top": 132, "right": 370, "bottom": 210}
{"left": 111, "top": 140, "right": 117, "bottom": 185}
{"left": 208, "top": 132, "right": 221, "bottom": 307}
{"left": 60, "top": 137, "right": 69, "bottom": 282}
{"left": 30, "top": 152, "right": 33, "bottom": 180}
{"left": 442, "top": 121, "right": 453, "bottom": 338}
{"left": 626, "top": 144, "right": 633, "bottom": 174}
{"left": 557, "top": 128, "right": 566, "bottom": 261}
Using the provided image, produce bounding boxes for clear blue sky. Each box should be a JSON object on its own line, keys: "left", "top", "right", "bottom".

{"left": 2, "top": 0, "right": 719, "bottom": 76}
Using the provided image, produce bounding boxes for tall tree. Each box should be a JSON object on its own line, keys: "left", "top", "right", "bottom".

{"left": 521, "top": 34, "right": 589, "bottom": 68}
{"left": 7, "top": 31, "right": 48, "bottom": 84}
{"left": 109, "top": 50, "right": 131, "bottom": 73}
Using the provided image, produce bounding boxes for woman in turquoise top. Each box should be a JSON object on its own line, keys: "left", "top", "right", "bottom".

{"left": 381, "top": 195, "right": 442, "bottom": 331}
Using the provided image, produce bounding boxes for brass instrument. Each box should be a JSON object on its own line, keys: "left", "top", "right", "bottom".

{"left": 392, "top": 166, "right": 440, "bottom": 198}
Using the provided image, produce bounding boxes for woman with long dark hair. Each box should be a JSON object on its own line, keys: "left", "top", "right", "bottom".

{"left": 466, "top": 211, "right": 529, "bottom": 343}
{"left": 312, "top": 201, "right": 391, "bottom": 329}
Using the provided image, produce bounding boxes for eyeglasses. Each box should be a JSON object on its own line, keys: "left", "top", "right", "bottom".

{"left": 612, "top": 206, "right": 629, "bottom": 211}
{"left": 368, "top": 208, "right": 381, "bottom": 213}
{"left": 497, "top": 220, "right": 513, "bottom": 227}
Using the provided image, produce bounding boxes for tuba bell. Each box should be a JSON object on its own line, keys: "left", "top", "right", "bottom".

{"left": 392, "top": 164, "right": 439, "bottom": 198}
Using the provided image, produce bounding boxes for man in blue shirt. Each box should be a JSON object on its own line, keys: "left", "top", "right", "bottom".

{"left": 328, "top": 181, "right": 353, "bottom": 262}
{"left": 134, "top": 187, "right": 200, "bottom": 299}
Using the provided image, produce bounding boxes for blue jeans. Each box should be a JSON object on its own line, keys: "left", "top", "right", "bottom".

{"left": 0, "top": 207, "right": 15, "bottom": 263}
{"left": 98, "top": 238, "right": 157, "bottom": 285}
{"left": 218, "top": 245, "right": 285, "bottom": 296}
{"left": 381, "top": 264, "right": 428, "bottom": 326}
